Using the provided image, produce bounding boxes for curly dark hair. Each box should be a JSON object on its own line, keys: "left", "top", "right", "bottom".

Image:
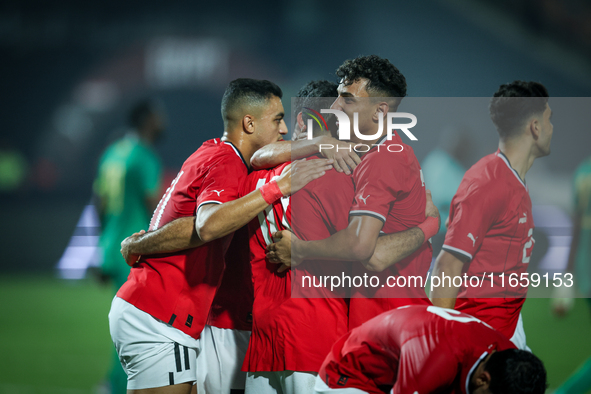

{"left": 335, "top": 55, "right": 407, "bottom": 106}
{"left": 489, "top": 80, "right": 549, "bottom": 140}
{"left": 486, "top": 349, "right": 548, "bottom": 394}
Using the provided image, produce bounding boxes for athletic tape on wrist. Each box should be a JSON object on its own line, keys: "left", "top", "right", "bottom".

{"left": 259, "top": 180, "right": 284, "bottom": 205}
{"left": 418, "top": 216, "right": 439, "bottom": 241}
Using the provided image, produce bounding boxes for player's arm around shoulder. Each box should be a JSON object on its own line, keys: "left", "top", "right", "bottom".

{"left": 197, "top": 158, "right": 333, "bottom": 243}
{"left": 251, "top": 136, "right": 361, "bottom": 174}
{"left": 120, "top": 216, "right": 202, "bottom": 266}
{"left": 364, "top": 190, "right": 440, "bottom": 272}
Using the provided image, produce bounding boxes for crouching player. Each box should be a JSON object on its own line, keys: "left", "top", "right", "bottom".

{"left": 315, "top": 305, "right": 547, "bottom": 394}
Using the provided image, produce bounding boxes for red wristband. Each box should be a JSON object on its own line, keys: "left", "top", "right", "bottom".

{"left": 259, "top": 180, "right": 284, "bottom": 205}
{"left": 418, "top": 216, "right": 439, "bottom": 241}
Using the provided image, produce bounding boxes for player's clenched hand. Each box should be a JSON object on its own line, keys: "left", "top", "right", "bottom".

{"left": 120, "top": 230, "right": 145, "bottom": 266}
{"left": 318, "top": 136, "right": 361, "bottom": 175}
{"left": 266, "top": 230, "right": 303, "bottom": 272}
{"left": 425, "top": 189, "right": 441, "bottom": 230}
{"left": 276, "top": 159, "right": 333, "bottom": 196}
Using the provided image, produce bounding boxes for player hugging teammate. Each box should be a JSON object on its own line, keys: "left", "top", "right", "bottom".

{"left": 113, "top": 56, "right": 549, "bottom": 394}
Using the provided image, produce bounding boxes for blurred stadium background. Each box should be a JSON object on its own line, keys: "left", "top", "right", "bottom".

{"left": 1, "top": 0, "right": 591, "bottom": 392}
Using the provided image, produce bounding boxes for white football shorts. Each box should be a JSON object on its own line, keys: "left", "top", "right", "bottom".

{"left": 196, "top": 324, "right": 251, "bottom": 393}
{"left": 246, "top": 371, "right": 317, "bottom": 394}
{"left": 109, "top": 296, "right": 201, "bottom": 390}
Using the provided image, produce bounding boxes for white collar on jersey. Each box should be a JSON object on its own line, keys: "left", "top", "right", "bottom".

{"left": 496, "top": 151, "right": 527, "bottom": 189}
{"left": 222, "top": 140, "right": 248, "bottom": 169}
{"left": 466, "top": 351, "right": 489, "bottom": 394}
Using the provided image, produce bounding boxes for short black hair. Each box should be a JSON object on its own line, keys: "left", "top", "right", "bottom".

{"left": 293, "top": 80, "right": 339, "bottom": 138}
{"left": 296, "top": 80, "right": 338, "bottom": 99}
{"left": 294, "top": 80, "right": 338, "bottom": 116}
{"left": 129, "top": 100, "right": 158, "bottom": 130}
{"left": 221, "top": 78, "right": 283, "bottom": 126}
{"left": 486, "top": 349, "right": 547, "bottom": 394}
{"left": 336, "top": 55, "right": 407, "bottom": 109}
{"left": 489, "top": 81, "right": 549, "bottom": 140}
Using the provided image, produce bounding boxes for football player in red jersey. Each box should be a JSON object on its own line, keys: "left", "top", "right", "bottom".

{"left": 109, "top": 78, "right": 332, "bottom": 394}
{"left": 314, "top": 305, "right": 547, "bottom": 394}
{"left": 430, "top": 81, "right": 552, "bottom": 350}
{"left": 268, "top": 55, "right": 438, "bottom": 329}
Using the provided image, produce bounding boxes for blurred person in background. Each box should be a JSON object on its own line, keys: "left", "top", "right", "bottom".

{"left": 0, "top": 138, "right": 28, "bottom": 194}
{"left": 421, "top": 125, "right": 471, "bottom": 234}
{"left": 551, "top": 154, "right": 591, "bottom": 394}
{"left": 421, "top": 126, "right": 471, "bottom": 274}
{"left": 93, "top": 99, "right": 165, "bottom": 393}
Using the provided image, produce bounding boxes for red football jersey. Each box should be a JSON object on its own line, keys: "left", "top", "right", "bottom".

{"left": 348, "top": 135, "right": 433, "bottom": 329}
{"left": 206, "top": 224, "right": 253, "bottom": 331}
{"left": 319, "top": 305, "right": 516, "bottom": 394}
{"left": 116, "top": 138, "right": 249, "bottom": 339}
{"left": 242, "top": 163, "right": 355, "bottom": 372}
{"left": 443, "top": 150, "right": 534, "bottom": 338}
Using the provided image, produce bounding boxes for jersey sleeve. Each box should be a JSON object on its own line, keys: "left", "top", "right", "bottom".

{"left": 349, "top": 153, "right": 405, "bottom": 223}
{"left": 195, "top": 158, "right": 244, "bottom": 212}
{"left": 442, "top": 180, "right": 501, "bottom": 261}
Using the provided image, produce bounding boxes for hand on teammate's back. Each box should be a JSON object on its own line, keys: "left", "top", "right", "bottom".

{"left": 319, "top": 136, "right": 361, "bottom": 175}
{"left": 276, "top": 158, "right": 333, "bottom": 196}
{"left": 120, "top": 230, "right": 145, "bottom": 266}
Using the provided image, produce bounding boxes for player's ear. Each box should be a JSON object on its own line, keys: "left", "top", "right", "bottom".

{"left": 473, "top": 370, "right": 492, "bottom": 392}
{"left": 243, "top": 114, "right": 255, "bottom": 135}
{"left": 529, "top": 116, "right": 541, "bottom": 141}
{"left": 297, "top": 112, "right": 306, "bottom": 130}
{"left": 373, "top": 102, "right": 389, "bottom": 122}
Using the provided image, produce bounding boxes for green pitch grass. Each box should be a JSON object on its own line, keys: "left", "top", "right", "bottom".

{"left": 0, "top": 275, "right": 589, "bottom": 393}
{"left": 0, "top": 275, "right": 113, "bottom": 394}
